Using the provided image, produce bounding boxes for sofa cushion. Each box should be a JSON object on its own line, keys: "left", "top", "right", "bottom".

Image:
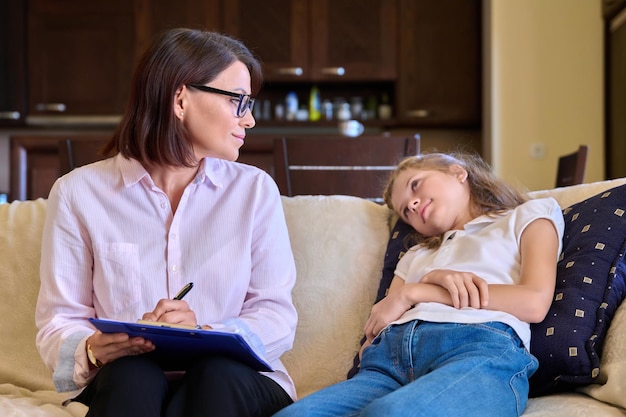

{"left": 347, "top": 218, "right": 416, "bottom": 378}
{"left": 529, "top": 184, "right": 626, "bottom": 396}
{"left": 580, "top": 298, "right": 626, "bottom": 410}
{"left": 279, "top": 195, "right": 391, "bottom": 398}
{"left": 0, "top": 199, "right": 56, "bottom": 392}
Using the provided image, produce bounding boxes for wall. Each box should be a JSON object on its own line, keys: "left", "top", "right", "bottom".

{"left": 485, "top": 0, "right": 605, "bottom": 191}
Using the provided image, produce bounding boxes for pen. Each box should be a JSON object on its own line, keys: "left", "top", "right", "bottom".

{"left": 173, "top": 282, "right": 194, "bottom": 300}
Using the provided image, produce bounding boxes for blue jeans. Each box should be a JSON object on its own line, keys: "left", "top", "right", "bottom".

{"left": 274, "top": 320, "right": 538, "bottom": 417}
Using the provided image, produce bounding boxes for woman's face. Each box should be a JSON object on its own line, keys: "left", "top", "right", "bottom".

{"left": 390, "top": 166, "right": 473, "bottom": 237}
{"left": 179, "top": 60, "right": 255, "bottom": 162}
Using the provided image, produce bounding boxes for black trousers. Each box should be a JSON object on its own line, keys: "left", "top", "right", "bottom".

{"left": 74, "top": 356, "right": 293, "bottom": 417}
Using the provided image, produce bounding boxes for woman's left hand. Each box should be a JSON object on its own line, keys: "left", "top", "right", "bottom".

{"left": 141, "top": 299, "right": 199, "bottom": 327}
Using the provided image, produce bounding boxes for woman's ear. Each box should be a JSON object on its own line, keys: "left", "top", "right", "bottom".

{"left": 174, "top": 86, "right": 185, "bottom": 120}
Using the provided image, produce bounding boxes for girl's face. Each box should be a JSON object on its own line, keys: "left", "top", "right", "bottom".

{"left": 390, "top": 165, "right": 474, "bottom": 237}
{"left": 177, "top": 60, "right": 255, "bottom": 162}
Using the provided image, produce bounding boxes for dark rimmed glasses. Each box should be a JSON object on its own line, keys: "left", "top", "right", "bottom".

{"left": 187, "top": 84, "right": 255, "bottom": 118}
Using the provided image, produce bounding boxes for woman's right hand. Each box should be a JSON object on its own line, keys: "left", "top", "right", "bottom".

{"left": 86, "top": 330, "right": 155, "bottom": 367}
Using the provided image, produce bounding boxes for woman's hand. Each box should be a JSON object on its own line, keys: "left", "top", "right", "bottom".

{"left": 141, "top": 299, "right": 199, "bottom": 327}
{"left": 420, "top": 269, "right": 489, "bottom": 309}
{"left": 86, "top": 330, "right": 155, "bottom": 368}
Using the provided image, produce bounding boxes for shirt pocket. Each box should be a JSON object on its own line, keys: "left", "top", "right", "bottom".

{"left": 93, "top": 242, "right": 142, "bottom": 318}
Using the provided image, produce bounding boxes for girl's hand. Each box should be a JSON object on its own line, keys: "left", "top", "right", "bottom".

{"left": 420, "top": 269, "right": 489, "bottom": 309}
{"left": 141, "top": 299, "right": 199, "bottom": 327}
{"left": 363, "top": 289, "right": 412, "bottom": 340}
{"left": 359, "top": 337, "right": 373, "bottom": 360}
{"left": 85, "top": 330, "right": 155, "bottom": 368}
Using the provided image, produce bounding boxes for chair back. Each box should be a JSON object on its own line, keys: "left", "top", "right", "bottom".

{"left": 556, "top": 145, "right": 588, "bottom": 187}
{"left": 273, "top": 134, "right": 420, "bottom": 201}
{"left": 58, "top": 137, "right": 110, "bottom": 176}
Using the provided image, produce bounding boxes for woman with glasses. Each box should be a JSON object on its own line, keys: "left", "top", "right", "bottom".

{"left": 35, "top": 28, "right": 297, "bottom": 417}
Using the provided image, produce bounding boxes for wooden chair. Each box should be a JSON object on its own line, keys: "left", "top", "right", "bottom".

{"left": 556, "top": 145, "right": 588, "bottom": 187}
{"left": 273, "top": 134, "right": 420, "bottom": 201}
{"left": 58, "top": 137, "right": 110, "bottom": 176}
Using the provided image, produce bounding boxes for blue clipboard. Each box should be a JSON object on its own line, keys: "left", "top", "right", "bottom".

{"left": 89, "top": 318, "right": 272, "bottom": 372}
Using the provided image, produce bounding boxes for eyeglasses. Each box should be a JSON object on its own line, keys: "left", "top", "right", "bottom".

{"left": 187, "top": 84, "right": 255, "bottom": 118}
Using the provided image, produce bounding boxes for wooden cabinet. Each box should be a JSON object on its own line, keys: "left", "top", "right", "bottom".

{"left": 0, "top": 0, "right": 27, "bottom": 126}
{"left": 223, "top": 0, "right": 396, "bottom": 82}
{"left": 27, "top": 1, "right": 135, "bottom": 118}
{"left": 25, "top": 0, "right": 222, "bottom": 120}
{"left": 310, "top": 0, "right": 396, "bottom": 81}
{"left": 222, "top": 0, "right": 308, "bottom": 81}
{"left": 7, "top": 128, "right": 481, "bottom": 201}
{"left": 3, "top": 1, "right": 484, "bottom": 201}
{"left": 3, "top": 0, "right": 480, "bottom": 128}
{"left": 10, "top": 136, "right": 62, "bottom": 201}
{"left": 9, "top": 133, "right": 113, "bottom": 201}
{"left": 8, "top": 132, "right": 274, "bottom": 201}
{"left": 396, "top": 0, "right": 481, "bottom": 127}
{"left": 133, "top": 0, "right": 222, "bottom": 55}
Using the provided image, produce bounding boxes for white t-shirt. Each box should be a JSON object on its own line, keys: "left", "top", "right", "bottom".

{"left": 392, "top": 197, "right": 564, "bottom": 349}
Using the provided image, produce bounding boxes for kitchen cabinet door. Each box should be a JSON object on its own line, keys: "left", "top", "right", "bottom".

{"left": 0, "top": 0, "right": 27, "bottom": 126}
{"left": 27, "top": 0, "right": 135, "bottom": 118}
{"left": 310, "top": 0, "right": 397, "bottom": 81}
{"left": 134, "top": 0, "right": 223, "bottom": 60}
{"left": 223, "top": 0, "right": 309, "bottom": 81}
{"left": 396, "top": 0, "right": 481, "bottom": 127}
{"left": 222, "top": 0, "right": 396, "bottom": 82}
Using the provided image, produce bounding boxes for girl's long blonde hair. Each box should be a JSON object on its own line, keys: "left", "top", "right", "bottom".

{"left": 383, "top": 152, "right": 528, "bottom": 249}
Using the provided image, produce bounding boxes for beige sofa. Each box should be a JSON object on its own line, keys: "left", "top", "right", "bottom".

{"left": 1, "top": 178, "right": 626, "bottom": 416}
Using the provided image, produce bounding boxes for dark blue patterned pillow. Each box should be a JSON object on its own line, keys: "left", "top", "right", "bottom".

{"left": 347, "top": 218, "right": 416, "bottom": 379}
{"left": 529, "top": 184, "right": 626, "bottom": 396}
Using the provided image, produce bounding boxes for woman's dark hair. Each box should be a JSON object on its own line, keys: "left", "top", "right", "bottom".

{"left": 383, "top": 152, "right": 528, "bottom": 249}
{"left": 104, "top": 28, "right": 262, "bottom": 167}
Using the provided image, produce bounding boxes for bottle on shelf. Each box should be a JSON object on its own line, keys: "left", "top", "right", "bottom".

{"left": 296, "top": 105, "right": 309, "bottom": 121}
{"left": 337, "top": 102, "right": 351, "bottom": 121}
{"left": 350, "top": 97, "right": 363, "bottom": 119}
{"left": 322, "top": 99, "right": 333, "bottom": 121}
{"left": 262, "top": 100, "right": 271, "bottom": 120}
{"left": 285, "top": 92, "right": 298, "bottom": 121}
{"left": 274, "top": 104, "right": 285, "bottom": 120}
{"left": 366, "top": 96, "right": 378, "bottom": 120}
{"left": 309, "top": 86, "right": 321, "bottom": 121}
{"left": 378, "top": 93, "right": 392, "bottom": 120}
